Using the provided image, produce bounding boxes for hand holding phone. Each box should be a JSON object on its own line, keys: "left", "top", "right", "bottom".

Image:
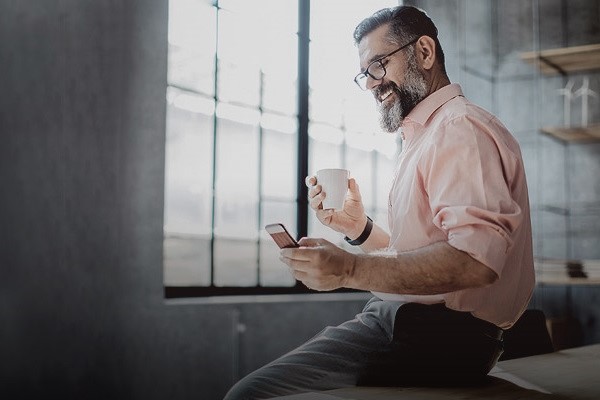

{"left": 265, "top": 223, "right": 299, "bottom": 249}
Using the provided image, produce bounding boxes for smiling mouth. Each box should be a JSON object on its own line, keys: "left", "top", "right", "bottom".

{"left": 378, "top": 88, "right": 394, "bottom": 103}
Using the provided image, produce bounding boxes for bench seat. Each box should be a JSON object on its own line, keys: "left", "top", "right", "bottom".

{"left": 273, "top": 344, "right": 600, "bottom": 400}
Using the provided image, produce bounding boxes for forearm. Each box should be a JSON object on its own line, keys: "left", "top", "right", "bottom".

{"left": 358, "top": 222, "right": 390, "bottom": 253}
{"left": 342, "top": 214, "right": 390, "bottom": 253}
{"left": 346, "top": 241, "right": 497, "bottom": 294}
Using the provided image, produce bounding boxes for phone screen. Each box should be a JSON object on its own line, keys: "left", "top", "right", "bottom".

{"left": 265, "top": 223, "right": 299, "bottom": 249}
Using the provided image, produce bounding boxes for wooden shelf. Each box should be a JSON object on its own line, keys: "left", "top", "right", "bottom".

{"left": 541, "top": 123, "right": 600, "bottom": 143}
{"left": 521, "top": 43, "right": 600, "bottom": 75}
{"left": 535, "top": 258, "right": 600, "bottom": 286}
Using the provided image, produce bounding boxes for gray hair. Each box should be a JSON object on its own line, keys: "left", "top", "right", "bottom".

{"left": 353, "top": 6, "right": 446, "bottom": 74}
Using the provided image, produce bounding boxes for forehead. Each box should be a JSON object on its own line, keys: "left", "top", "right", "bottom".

{"left": 357, "top": 24, "right": 396, "bottom": 67}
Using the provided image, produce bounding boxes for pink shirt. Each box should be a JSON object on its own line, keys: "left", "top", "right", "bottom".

{"left": 374, "top": 84, "right": 534, "bottom": 329}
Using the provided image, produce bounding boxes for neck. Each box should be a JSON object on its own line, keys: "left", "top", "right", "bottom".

{"left": 426, "top": 69, "right": 451, "bottom": 96}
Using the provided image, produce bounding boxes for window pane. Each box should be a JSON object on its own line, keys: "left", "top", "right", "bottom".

{"left": 260, "top": 201, "right": 297, "bottom": 287}
{"left": 218, "top": 59, "right": 261, "bottom": 107}
{"left": 214, "top": 238, "right": 258, "bottom": 286}
{"left": 214, "top": 105, "right": 260, "bottom": 239}
{"left": 219, "top": 0, "right": 298, "bottom": 34}
{"left": 168, "top": 0, "right": 216, "bottom": 94}
{"left": 259, "top": 240, "right": 296, "bottom": 287}
{"left": 164, "top": 88, "right": 214, "bottom": 235}
{"left": 261, "top": 201, "right": 298, "bottom": 238}
{"left": 217, "top": 10, "right": 260, "bottom": 106}
{"left": 164, "top": 235, "right": 210, "bottom": 286}
{"left": 163, "top": 87, "right": 214, "bottom": 286}
{"left": 344, "top": 93, "right": 381, "bottom": 133}
{"left": 213, "top": 106, "right": 259, "bottom": 287}
{"left": 262, "top": 115, "right": 297, "bottom": 200}
{"left": 263, "top": 66, "right": 297, "bottom": 116}
{"left": 308, "top": 70, "right": 343, "bottom": 126}
{"left": 218, "top": 5, "right": 297, "bottom": 108}
{"left": 308, "top": 123, "right": 343, "bottom": 174}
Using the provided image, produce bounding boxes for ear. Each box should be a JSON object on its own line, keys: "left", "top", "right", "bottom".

{"left": 415, "top": 36, "right": 437, "bottom": 71}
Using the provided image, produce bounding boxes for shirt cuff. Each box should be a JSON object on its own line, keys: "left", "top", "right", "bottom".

{"left": 447, "top": 224, "right": 511, "bottom": 276}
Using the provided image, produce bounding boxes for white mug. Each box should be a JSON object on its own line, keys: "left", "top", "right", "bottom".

{"left": 316, "top": 169, "right": 349, "bottom": 210}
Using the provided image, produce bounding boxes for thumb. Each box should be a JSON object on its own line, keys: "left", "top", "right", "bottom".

{"left": 298, "top": 237, "right": 327, "bottom": 247}
{"left": 347, "top": 178, "right": 362, "bottom": 201}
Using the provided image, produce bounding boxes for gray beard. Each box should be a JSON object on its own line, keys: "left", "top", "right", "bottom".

{"left": 379, "top": 99, "right": 404, "bottom": 133}
{"left": 378, "top": 61, "right": 429, "bottom": 133}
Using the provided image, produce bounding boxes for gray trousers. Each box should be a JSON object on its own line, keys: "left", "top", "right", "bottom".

{"left": 224, "top": 297, "right": 503, "bottom": 400}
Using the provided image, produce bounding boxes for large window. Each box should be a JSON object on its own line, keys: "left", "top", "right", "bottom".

{"left": 164, "top": 0, "right": 400, "bottom": 297}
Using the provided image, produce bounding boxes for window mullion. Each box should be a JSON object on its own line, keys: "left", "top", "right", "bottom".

{"left": 209, "top": 0, "right": 221, "bottom": 286}
{"left": 296, "top": 0, "right": 310, "bottom": 239}
{"left": 257, "top": 70, "right": 265, "bottom": 285}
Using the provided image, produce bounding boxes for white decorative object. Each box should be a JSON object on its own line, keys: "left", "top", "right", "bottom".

{"left": 557, "top": 79, "right": 575, "bottom": 127}
{"left": 574, "top": 77, "right": 598, "bottom": 127}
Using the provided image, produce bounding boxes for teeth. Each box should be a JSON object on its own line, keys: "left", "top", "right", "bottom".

{"left": 380, "top": 89, "right": 393, "bottom": 102}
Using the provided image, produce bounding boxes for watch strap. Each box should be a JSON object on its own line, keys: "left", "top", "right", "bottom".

{"left": 344, "top": 216, "right": 373, "bottom": 246}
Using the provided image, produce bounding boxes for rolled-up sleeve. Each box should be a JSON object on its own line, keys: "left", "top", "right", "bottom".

{"left": 422, "top": 116, "right": 523, "bottom": 276}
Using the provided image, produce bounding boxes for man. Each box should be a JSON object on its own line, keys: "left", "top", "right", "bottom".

{"left": 224, "top": 6, "right": 534, "bottom": 399}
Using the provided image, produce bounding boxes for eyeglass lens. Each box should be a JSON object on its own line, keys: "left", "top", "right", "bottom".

{"left": 356, "top": 61, "right": 386, "bottom": 90}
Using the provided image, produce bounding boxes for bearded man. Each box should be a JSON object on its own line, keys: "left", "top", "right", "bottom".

{"left": 225, "top": 6, "right": 534, "bottom": 400}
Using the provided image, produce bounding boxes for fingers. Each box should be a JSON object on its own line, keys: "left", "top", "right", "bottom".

{"left": 305, "top": 175, "right": 317, "bottom": 187}
{"left": 308, "top": 184, "right": 321, "bottom": 199}
{"left": 280, "top": 238, "right": 329, "bottom": 262}
{"left": 308, "top": 184, "right": 327, "bottom": 212}
{"left": 309, "top": 189, "right": 325, "bottom": 211}
{"left": 281, "top": 255, "right": 310, "bottom": 271}
{"left": 298, "top": 237, "right": 325, "bottom": 247}
{"left": 280, "top": 248, "right": 312, "bottom": 276}
{"left": 280, "top": 240, "right": 346, "bottom": 292}
{"left": 307, "top": 175, "right": 362, "bottom": 214}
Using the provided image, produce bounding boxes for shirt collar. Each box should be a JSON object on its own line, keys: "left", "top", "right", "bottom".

{"left": 403, "top": 83, "right": 464, "bottom": 127}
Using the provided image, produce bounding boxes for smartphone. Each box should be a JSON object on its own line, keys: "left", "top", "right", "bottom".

{"left": 265, "top": 223, "right": 299, "bottom": 249}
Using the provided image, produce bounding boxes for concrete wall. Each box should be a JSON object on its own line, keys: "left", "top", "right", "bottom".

{"left": 409, "top": 0, "right": 600, "bottom": 345}
{"left": 0, "top": 1, "right": 368, "bottom": 399}
{"left": 2, "top": 1, "right": 599, "bottom": 399}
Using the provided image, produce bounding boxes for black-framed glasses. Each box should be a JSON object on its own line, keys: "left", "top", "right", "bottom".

{"left": 354, "top": 38, "right": 418, "bottom": 91}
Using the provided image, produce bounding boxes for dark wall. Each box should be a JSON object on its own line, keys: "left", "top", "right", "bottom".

{"left": 0, "top": 2, "right": 368, "bottom": 399}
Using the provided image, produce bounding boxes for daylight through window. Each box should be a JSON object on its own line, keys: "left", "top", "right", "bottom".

{"left": 164, "top": 0, "right": 400, "bottom": 297}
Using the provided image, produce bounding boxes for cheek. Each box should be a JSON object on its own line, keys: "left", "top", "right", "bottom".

{"left": 384, "top": 65, "right": 406, "bottom": 87}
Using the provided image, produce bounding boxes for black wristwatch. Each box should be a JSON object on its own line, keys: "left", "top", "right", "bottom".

{"left": 344, "top": 216, "right": 373, "bottom": 246}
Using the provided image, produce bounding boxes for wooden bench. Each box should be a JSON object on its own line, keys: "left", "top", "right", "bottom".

{"left": 273, "top": 344, "right": 600, "bottom": 399}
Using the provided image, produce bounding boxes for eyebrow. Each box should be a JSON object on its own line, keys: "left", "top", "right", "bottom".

{"left": 367, "top": 52, "right": 389, "bottom": 65}
{"left": 359, "top": 52, "right": 389, "bottom": 73}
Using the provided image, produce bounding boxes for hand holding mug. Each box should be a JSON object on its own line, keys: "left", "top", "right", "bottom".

{"left": 306, "top": 170, "right": 367, "bottom": 238}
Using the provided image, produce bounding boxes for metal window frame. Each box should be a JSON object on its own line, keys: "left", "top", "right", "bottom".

{"left": 164, "top": 0, "right": 390, "bottom": 298}
{"left": 164, "top": 0, "right": 335, "bottom": 298}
